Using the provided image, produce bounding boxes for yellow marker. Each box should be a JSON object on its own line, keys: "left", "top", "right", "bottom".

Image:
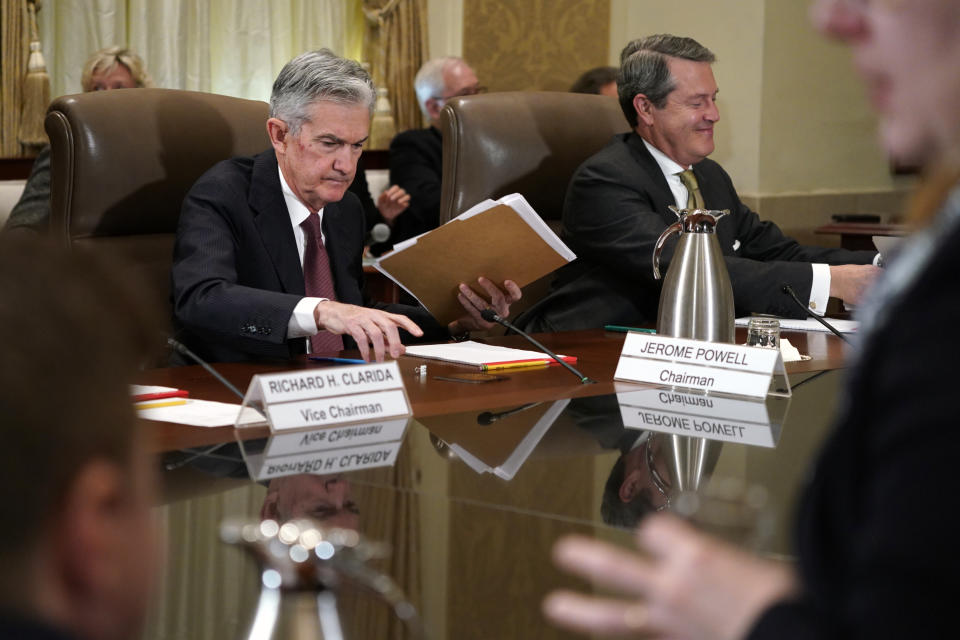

{"left": 481, "top": 361, "right": 551, "bottom": 372}
{"left": 135, "top": 399, "right": 188, "bottom": 411}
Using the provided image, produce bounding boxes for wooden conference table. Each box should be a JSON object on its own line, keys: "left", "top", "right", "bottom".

{"left": 140, "top": 328, "right": 849, "bottom": 640}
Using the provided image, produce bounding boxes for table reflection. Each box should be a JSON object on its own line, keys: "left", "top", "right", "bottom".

{"left": 148, "top": 378, "right": 841, "bottom": 640}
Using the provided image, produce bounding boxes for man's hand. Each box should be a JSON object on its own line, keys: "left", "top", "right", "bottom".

{"left": 314, "top": 301, "right": 423, "bottom": 362}
{"left": 544, "top": 514, "right": 797, "bottom": 640}
{"left": 829, "top": 264, "right": 881, "bottom": 304}
{"left": 447, "top": 277, "right": 522, "bottom": 335}
{"left": 376, "top": 185, "right": 411, "bottom": 223}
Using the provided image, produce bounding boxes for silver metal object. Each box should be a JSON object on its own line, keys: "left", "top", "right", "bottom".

{"left": 220, "top": 518, "right": 425, "bottom": 640}
{"left": 652, "top": 207, "right": 735, "bottom": 343}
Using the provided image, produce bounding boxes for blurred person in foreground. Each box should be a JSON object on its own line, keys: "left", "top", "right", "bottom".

{"left": 0, "top": 236, "right": 160, "bottom": 639}
{"left": 544, "top": 2, "right": 960, "bottom": 638}
{"left": 3, "top": 46, "right": 152, "bottom": 234}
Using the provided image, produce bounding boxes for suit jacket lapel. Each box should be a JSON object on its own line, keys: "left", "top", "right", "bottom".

{"left": 626, "top": 133, "right": 679, "bottom": 222}
{"left": 249, "top": 149, "right": 306, "bottom": 296}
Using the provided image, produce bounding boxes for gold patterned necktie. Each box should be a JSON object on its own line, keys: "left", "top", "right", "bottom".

{"left": 678, "top": 169, "right": 705, "bottom": 210}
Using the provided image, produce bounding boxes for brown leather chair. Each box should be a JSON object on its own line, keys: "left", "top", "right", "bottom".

{"left": 438, "top": 91, "right": 629, "bottom": 226}
{"left": 437, "top": 91, "right": 630, "bottom": 320}
{"left": 45, "top": 88, "right": 270, "bottom": 317}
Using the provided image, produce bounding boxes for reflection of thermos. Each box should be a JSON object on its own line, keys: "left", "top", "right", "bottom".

{"left": 661, "top": 434, "right": 722, "bottom": 493}
{"left": 652, "top": 206, "right": 735, "bottom": 343}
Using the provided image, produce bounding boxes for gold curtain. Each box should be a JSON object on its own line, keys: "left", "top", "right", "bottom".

{"left": 363, "top": 0, "right": 428, "bottom": 134}
{"left": 1, "top": 0, "right": 28, "bottom": 156}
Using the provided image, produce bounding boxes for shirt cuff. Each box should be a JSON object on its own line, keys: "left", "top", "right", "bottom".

{"left": 287, "top": 297, "right": 326, "bottom": 338}
{"left": 808, "top": 263, "right": 830, "bottom": 317}
{"left": 873, "top": 253, "right": 883, "bottom": 267}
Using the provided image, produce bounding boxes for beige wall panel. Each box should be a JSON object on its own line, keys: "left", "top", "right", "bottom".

{"left": 758, "top": 1, "right": 893, "bottom": 194}
{"left": 462, "top": 0, "right": 611, "bottom": 92}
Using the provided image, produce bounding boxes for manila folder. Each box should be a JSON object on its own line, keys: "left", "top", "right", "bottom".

{"left": 376, "top": 204, "right": 570, "bottom": 324}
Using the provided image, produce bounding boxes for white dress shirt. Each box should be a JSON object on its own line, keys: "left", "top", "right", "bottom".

{"left": 279, "top": 167, "right": 327, "bottom": 341}
{"left": 641, "top": 139, "right": 831, "bottom": 315}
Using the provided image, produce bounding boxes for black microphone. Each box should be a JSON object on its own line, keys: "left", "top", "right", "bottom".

{"left": 477, "top": 402, "right": 540, "bottom": 426}
{"left": 167, "top": 337, "right": 245, "bottom": 399}
{"left": 780, "top": 284, "right": 851, "bottom": 344}
{"left": 163, "top": 337, "right": 247, "bottom": 471}
{"left": 479, "top": 309, "right": 594, "bottom": 384}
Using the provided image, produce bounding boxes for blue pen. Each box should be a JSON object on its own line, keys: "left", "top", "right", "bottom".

{"left": 309, "top": 356, "right": 367, "bottom": 364}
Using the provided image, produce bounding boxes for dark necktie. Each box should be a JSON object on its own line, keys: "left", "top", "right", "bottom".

{"left": 300, "top": 213, "right": 344, "bottom": 354}
{"left": 678, "top": 169, "right": 705, "bottom": 210}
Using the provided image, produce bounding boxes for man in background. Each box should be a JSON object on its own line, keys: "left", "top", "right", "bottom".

{"left": 387, "top": 57, "right": 485, "bottom": 244}
{"left": 570, "top": 66, "right": 618, "bottom": 97}
{"left": 521, "top": 34, "right": 880, "bottom": 332}
{"left": 0, "top": 236, "right": 160, "bottom": 639}
{"left": 3, "top": 46, "right": 152, "bottom": 234}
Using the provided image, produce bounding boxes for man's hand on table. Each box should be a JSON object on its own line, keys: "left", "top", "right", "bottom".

{"left": 448, "top": 277, "right": 522, "bottom": 335}
{"left": 829, "top": 264, "right": 882, "bottom": 305}
{"left": 313, "top": 301, "right": 423, "bottom": 362}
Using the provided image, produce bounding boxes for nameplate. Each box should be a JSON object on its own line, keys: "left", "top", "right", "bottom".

{"left": 616, "top": 389, "right": 790, "bottom": 448}
{"left": 263, "top": 417, "right": 409, "bottom": 457}
{"left": 614, "top": 333, "right": 790, "bottom": 398}
{"left": 236, "top": 361, "right": 412, "bottom": 433}
{"left": 246, "top": 440, "right": 404, "bottom": 480}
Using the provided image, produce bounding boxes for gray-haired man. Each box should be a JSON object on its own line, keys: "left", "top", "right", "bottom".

{"left": 520, "top": 34, "right": 880, "bottom": 332}
{"left": 172, "top": 50, "right": 518, "bottom": 363}
{"left": 387, "top": 56, "right": 483, "bottom": 244}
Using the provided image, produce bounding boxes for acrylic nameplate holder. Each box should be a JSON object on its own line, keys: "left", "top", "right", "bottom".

{"left": 615, "top": 388, "right": 791, "bottom": 448}
{"left": 235, "top": 361, "right": 412, "bottom": 432}
{"left": 614, "top": 332, "right": 791, "bottom": 399}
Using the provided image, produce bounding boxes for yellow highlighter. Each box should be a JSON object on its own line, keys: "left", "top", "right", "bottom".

{"left": 481, "top": 360, "right": 552, "bottom": 372}
{"left": 135, "top": 399, "right": 188, "bottom": 411}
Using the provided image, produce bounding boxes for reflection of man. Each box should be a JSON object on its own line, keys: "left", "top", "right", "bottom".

{"left": 3, "top": 46, "right": 152, "bottom": 234}
{"left": 522, "top": 34, "right": 881, "bottom": 332}
{"left": 261, "top": 474, "right": 359, "bottom": 531}
{"left": 567, "top": 395, "right": 668, "bottom": 528}
{"left": 0, "top": 237, "right": 158, "bottom": 639}
{"left": 172, "top": 50, "right": 519, "bottom": 363}
{"left": 387, "top": 57, "right": 484, "bottom": 244}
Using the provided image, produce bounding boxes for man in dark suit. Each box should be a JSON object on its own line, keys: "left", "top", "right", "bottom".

{"left": 387, "top": 57, "right": 484, "bottom": 244}
{"left": 520, "top": 34, "right": 881, "bottom": 333}
{"left": 172, "top": 50, "right": 519, "bottom": 364}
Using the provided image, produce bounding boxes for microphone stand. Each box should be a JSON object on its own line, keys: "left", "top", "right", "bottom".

{"left": 780, "top": 284, "right": 851, "bottom": 344}
{"left": 480, "top": 309, "right": 594, "bottom": 384}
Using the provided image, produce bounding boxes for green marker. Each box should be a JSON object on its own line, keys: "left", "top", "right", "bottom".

{"left": 604, "top": 325, "right": 657, "bottom": 334}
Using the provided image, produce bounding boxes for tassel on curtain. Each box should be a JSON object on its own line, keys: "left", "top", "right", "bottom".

{"left": 363, "top": 0, "right": 429, "bottom": 140}
{"left": 18, "top": 0, "right": 50, "bottom": 151}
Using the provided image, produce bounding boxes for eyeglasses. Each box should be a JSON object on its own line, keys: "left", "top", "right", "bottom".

{"left": 431, "top": 86, "right": 488, "bottom": 102}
